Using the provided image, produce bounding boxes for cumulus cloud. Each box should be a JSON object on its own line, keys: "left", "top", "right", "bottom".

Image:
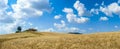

{"left": 0, "top": 11, "right": 14, "bottom": 23}
{"left": 74, "top": 17, "right": 89, "bottom": 23}
{"left": 54, "top": 20, "right": 66, "bottom": 29}
{"left": 74, "top": 0, "right": 85, "bottom": 16}
{"left": 0, "top": 0, "right": 12, "bottom": 23}
{"left": 0, "top": 0, "right": 52, "bottom": 34}
{"left": 0, "top": 20, "right": 26, "bottom": 34}
{"left": 63, "top": 8, "right": 89, "bottom": 23}
{"left": 11, "top": 0, "right": 52, "bottom": 19}
{"left": 66, "top": 13, "right": 77, "bottom": 22}
{"left": 100, "top": 17, "right": 108, "bottom": 21}
{"left": 54, "top": 0, "right": 89, "bottom": 24}
{"left": 100, "top": 3, "right": 120, "bottom": 16}
{"left": 54, "top": 15, "right": 61, "bottom": 19}
{"left": 63, "top": 8, "right": 76, "bottom": 22}
{"left": 73, "top": 0, "right": 91, "bottom": 17}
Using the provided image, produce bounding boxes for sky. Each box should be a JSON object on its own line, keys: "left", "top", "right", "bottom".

{"left": 0, "top": 0, "right": 120, "bottom": 34}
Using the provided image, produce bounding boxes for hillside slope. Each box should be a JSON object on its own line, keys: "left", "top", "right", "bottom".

{"left": 0, "top": 31, "right": 120, "bottom": 49}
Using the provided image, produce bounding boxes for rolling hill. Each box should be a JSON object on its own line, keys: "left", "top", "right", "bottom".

{"left": 0, "top": 31, "right": 120, "bottom": 49}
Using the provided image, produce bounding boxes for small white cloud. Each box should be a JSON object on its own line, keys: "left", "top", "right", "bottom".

{"left": 100, "top": 17, "right": 108, "bottom": 21}
{"left": 63, "top": 8, "right": 73, "bottom": 13}
{"left": 54, "top": 15, "right": 61, "bottom": 19}
{"left": 54, "top": 20, "right": 66, "bottom": 29}
{"left": 74, "top": 17, "right": 89, "bottom": 23}
{"left": 95, "top": 3, "right": 99, "bottom": 6}
{"left": 90, "top": 8, "right": 99, "bottom": 14}
{"left": 114, "top": 25, "right": 118, "bottom": 28}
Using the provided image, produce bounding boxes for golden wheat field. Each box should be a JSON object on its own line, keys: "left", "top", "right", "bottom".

{"left": 0, "top": 31, "right": 120, "bottom": 49}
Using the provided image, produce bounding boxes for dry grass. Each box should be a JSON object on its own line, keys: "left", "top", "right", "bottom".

{"left": 0, "top": 31, "right": 120, "bottom": 49}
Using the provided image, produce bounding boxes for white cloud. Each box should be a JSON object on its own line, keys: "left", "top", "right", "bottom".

{"left": 63, "top": 8, "right": 76, "bottom": 22}
{"left": 62, "top": 8, "right": 73, "bottom": 13}
{"left": 61, "top": 1, "right": 90, "bottom": 24}
{"left": 0, "top": 0, "right": 52, "bottom": 34}
{"left": 0, "top": 11, "right": 14, "bottom": 23}
{"left": 100, "top": 3, "right": 120, "bottom": 16}
{"left": 90, "top": 8, "right": 99, "bottom": 14}
{"left": 74, "top": 17, "right": 89, "bottom": 23}
{"left": 63, "top": 8, "right": 75, "bottom": 22}
{"left": 100, "top": 17, "right": 108, "bottom": 21}
{"left": 95, "top": 3, "right": 99, "bottom": 6}
{"left": 0, "top": 20, "right": 25, "bottom": 34}
{"left": 0, "top": 0, "right": 8, "bottom": 10}
{"left": 63, "top": 8, "right": 89, "bottom": 23}
{"left": 54, "top": 20, "right": 66, "bottom": 29}
{"left": 66, "top": 12, "right": 77, "bottom": 22}
{"left": 100, "top": 6, "right": 112, "bottom": 16}
{"left": 73, "top": 0, "right": 85, "bottom": 16}
{"left": 114, "top": 25, "right": 118, "bottom": 28}
{"left": 54, "top": 15, "right": 61, "bottom": 19}
{"left": 11, "top": 0, "right": 51, "bottom": 19}
{"left": 0, "top": 0, "right": 12, "bottom": 24}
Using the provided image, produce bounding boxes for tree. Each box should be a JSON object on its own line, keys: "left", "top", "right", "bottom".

{"left": 16, "top": 26, "right": 22, "bottom": 33}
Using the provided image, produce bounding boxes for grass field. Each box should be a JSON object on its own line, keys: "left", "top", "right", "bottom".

{"left": 0, "top": 31, "right": 120, "bottom": 49}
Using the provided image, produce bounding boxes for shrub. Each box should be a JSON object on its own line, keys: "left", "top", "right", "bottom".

{"left": 68, "top": 32, "right": 82, "bottom": 34}
{"left": 16, "top": 26, "right": 22, "bottom": 33}
{"left": 24, "top": 28, "right": 37, "bottom": 32}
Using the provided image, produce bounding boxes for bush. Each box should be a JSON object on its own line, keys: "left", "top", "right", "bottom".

{"left": 24, "top": 28, "right": 37, "bottom": 32}
{"left": 68, "top": 32, "right": 82, "bottom": 34}
{"left": 16, "top": 26, "right": 22, "bottom": 33}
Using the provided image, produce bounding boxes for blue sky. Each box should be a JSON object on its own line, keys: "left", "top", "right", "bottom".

{"left": 0, "top": 0, "right": 120, "bottom": 34}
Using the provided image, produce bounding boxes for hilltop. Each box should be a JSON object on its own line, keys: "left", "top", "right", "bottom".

{"left": 0, "top": 31, "right": 120, "bottom": 49}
